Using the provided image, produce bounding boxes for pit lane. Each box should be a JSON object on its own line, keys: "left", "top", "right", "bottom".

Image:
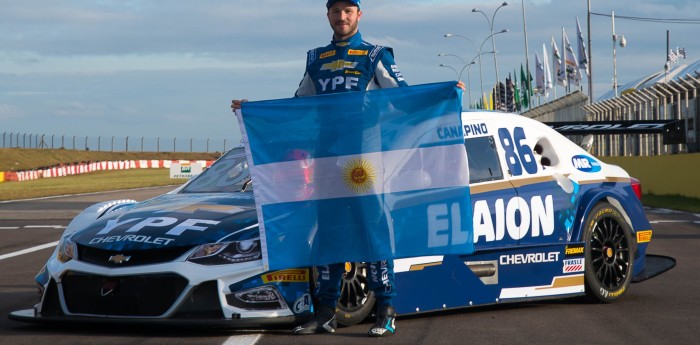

{"left": 1, "top": 188, "right": 698, "bottom": 345}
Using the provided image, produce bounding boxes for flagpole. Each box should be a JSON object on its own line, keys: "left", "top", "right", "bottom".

{"left": 521, "top": 0, "right": 531, "bottom": 110}
{"left": 551, "top": 36, "right": 557, "bottom": 99}
{"left": 562, "top": 27, "right": 568, "bottom": 95}
{"left": 587, "top": 0, "right": 593, "bottom": 103}
{"left": 612, "top": 10, "right": 618, "bottom": 97}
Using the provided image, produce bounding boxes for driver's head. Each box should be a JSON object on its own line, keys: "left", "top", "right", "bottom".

{"left": 326, "top": 0, "right": 362, "bottom": 41}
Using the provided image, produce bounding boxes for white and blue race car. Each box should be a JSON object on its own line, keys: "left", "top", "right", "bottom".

{"left": 9, "top": 111, "right": 673, "bottom": 327}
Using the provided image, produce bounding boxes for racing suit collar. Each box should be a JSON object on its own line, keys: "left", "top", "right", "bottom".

{"left": 332, "top": 31, "right": 362, "bottom": 47}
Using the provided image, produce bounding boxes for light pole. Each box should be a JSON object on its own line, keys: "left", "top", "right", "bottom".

{"left": 438, "top": 54, "right": 477, "bottom": 106}
{"left": 473, "top": 2, "right": 509, "bottom": 95}
{"left": 612, "top": 10, "right": 626, "bottom": 97}
{"left": 445, "top": 30, "right": 507, "bottom": 106}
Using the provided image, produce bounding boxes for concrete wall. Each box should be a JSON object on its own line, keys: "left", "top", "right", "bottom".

{"left": 601, "top": 153, "right": 700, "bottom": 198}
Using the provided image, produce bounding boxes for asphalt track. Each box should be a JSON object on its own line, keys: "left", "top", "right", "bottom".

{"left": 1, "top": 187, "right": 698, "bottom": 345}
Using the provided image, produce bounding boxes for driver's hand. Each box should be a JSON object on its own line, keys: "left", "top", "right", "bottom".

{"left": 231, "top": 99, "right": 247, "bottom": 111}
{"left": 456, "top": 81, "right": 466, "bottom": 92}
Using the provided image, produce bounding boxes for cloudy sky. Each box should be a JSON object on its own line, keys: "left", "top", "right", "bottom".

{"left": 1, "top": 0, "right": 699, "bottom": 148}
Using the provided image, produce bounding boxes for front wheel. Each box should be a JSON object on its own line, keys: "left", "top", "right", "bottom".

{"left": 583, "top": 202, "right": 634, "bottom": 303}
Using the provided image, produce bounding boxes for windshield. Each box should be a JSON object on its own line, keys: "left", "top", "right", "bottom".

{"left": 180, "top": 147, "right": 252, "bottom": 193}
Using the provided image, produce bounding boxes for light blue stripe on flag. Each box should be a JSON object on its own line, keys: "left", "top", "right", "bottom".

{"left": 237, "top": 81, "right": 474, "bottom": 271}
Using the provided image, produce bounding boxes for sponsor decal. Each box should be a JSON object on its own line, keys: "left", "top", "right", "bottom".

{"left": 473, "top": 195, "right": 554, "bottom": 243}
{"left": 262, "top": 269, "right": 309, "bottom": 283}
{"left": 95, "top": 217, "right": 220, "bottom": 236}
{"left": 548, "top": 122, "right": 669, "bottom": 132}
{"left": 369, "top": 45, "right": 382, "bottom": 61}
{"left": 571, "top": 155, "right": 601, "bottom": 173}
{"left": 348, "top": 49, "right": 368, "bottom": 56}
{"left": 108, "top": 254, "right": 131, "bottom": 264}
{"left": 500, "top": 251, "right": 560, "bottom": 265}
{"left": 370, "top": 260, "right": 392, "bottom": 293}
{"left": 90, "top": 235, "right": 175, "bottom": 246}
{"left": 308, "top": 49, "right": 317, "bottom": 64}
{"left": 565, "top": 244, "right": 585, "bottom": 256}
{"left": 601, "top": 286, "right": 626, "bottom": 299}
{"left": 463, "top": 123, "right": 489, "bottom": 137}
{"left": 637, "top": 230, "right": 652, "bottom": 243}
{"left": 437, "top": 126, "right": 463, "bottom": 140}
{"left": 320, "top": 59, "right": 358, "bottom": 72}
{"left": 428, "top": 203, "right": 469, "bottom": 248}
{"left": 563, "top": 258, "right": 584, "bottom": 273}
{"left": 317, "top": 76, "right": 359, "bottom": 92}
{"left": 440, "top": 123, "right": 489, "bottom": 139}
{"left": 293, "top": 294, "right": 312, "bottom": 313}
{"left": 345, "top": 70, "right": 362, "bottom": 75}
{"left": 320, "top": 50, "right": 336, "bottom": 59}
{"left": 89, "top": 217, "right": 221, "bottom": 246}
{"left": 390, "top": 64, "right": 405, "bottom": 81}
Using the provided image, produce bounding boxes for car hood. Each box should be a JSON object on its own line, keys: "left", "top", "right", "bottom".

{"left": 70, "top": 192, "right": 260, "bottom": 251}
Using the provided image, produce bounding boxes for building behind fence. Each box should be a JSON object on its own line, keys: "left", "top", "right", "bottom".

{"left": 522, "top": 63, "right": 700, "bottom": 157}
{"left": 2, "top": 133, "right": 237, "bottom": 153}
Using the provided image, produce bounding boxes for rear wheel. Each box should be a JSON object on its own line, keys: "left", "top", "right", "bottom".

{"left": 583, "top": 202, "right": 634, "bottom": 303}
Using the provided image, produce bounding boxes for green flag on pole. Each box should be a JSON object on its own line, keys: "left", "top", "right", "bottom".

{"left": 520, "top": 64, "right": 531, "bottom": 109}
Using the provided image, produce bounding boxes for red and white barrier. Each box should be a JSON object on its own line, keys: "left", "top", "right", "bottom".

{"left": 2, "top": 159, "right": 214, "bottom": 182}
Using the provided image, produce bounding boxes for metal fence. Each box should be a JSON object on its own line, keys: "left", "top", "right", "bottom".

{"left": 1, "top": 132, "right": 236, "bottom": 153}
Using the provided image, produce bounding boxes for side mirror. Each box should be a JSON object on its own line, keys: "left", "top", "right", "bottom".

{"left": 579, "top": 135, "right": 594, "bottom": 153}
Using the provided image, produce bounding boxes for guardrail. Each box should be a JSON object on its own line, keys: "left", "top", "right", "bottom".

{"left": 1, "top": 132, "right": 234, "bottom": 153}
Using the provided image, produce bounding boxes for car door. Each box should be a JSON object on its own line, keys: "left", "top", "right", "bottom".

{"left": 490, "top": 121, "right": 574, "bottom": 247}
{"left": 462, "top": 119, "right": 520, "bottom": 251}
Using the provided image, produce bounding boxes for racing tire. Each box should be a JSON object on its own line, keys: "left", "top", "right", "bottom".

{"left": 583, "top": 202, "right": 634, "bottom": 303}
{"left": 336, "top": 262, "right": 375, "bottom": 326}
{"left": 309, "top": 262, "right": 376, "bottom": 327}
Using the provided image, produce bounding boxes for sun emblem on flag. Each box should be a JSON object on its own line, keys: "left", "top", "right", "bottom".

{"left": 343, "top": 158, "right": 376, "bottom": 193}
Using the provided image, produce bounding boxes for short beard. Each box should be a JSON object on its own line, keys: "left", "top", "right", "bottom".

{"left": 333, "top": 20, "right": 358, "bottom": 40}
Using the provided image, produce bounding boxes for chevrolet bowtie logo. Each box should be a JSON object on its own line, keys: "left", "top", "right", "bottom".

{"left": 108, "top": 254, "right": 131, "bottom": 264}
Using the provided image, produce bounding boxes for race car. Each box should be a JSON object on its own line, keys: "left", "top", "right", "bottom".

{"left": 9, "top": 110, "right": 674, "bottom": 327}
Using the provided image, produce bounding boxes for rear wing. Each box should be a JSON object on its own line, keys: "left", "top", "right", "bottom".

{"left": 544, "top": 120, "right": 686, "bottom": 145}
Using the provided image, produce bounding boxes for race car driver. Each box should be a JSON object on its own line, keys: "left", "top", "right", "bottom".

{"left": 232, "top": 0, "right": 464, "bottom": 338}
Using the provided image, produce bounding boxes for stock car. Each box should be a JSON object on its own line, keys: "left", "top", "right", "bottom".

{"left": 10, "top": 110, "right": 674, "bottom": 328}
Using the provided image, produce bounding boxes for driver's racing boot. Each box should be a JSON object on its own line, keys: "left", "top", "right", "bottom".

{"left": 368, "top": 305, "right": 396, "bottom": 337}
{"left": 292, "top": 304, "right": 337, "bottom": 335}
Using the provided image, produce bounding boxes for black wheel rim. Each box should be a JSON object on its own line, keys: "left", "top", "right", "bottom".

{"left": 590, "top": 217, "right": 631, "bottom": 290}
{"left": 338, "top": 262, "right": 371, "bottom": 312}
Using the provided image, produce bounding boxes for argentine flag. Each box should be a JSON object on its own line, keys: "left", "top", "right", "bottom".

{"left": 236, "top": 82, "right": 473, "bottom": 271}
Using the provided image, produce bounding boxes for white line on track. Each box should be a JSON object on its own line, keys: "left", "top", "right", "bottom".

{"left": 649, "top": 220, "right": 693, "bottom": 224}
{"left": 0, "top": 241, "right": 58, "bottom": 261}
{"left": 222, "top": 334, "right": 262, "bottom": 345}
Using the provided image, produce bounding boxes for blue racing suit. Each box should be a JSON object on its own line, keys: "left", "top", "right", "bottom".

{"left": 294, "top": 32, "right": 407, "bottom": 309}
{"left": 295, "top": 31, "right": 407, "bottom": 97}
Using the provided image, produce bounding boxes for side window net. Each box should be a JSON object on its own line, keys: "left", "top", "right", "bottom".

{"left": 464, "top": 136, "right": 504, "bottom": 184}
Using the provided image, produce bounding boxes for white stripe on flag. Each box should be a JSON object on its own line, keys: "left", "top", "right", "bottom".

{"left": 253, "top": 144, "right": 469, "bottom": 206}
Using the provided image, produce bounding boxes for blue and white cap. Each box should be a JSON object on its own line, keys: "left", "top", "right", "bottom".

{"left": 326, "top": 0, "right": 361, "bottom": 9}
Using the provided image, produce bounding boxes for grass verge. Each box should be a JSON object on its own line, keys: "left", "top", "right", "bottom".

{"left": 641, "top": 194, "right": 700, "bottom": 213}
{"left": 0, "top": 169, "right": 187, "bottom": 201}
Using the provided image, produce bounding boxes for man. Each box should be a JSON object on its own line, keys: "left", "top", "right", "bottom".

{"left": 232, "top": 0, "right": 464, "bottom": 337}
